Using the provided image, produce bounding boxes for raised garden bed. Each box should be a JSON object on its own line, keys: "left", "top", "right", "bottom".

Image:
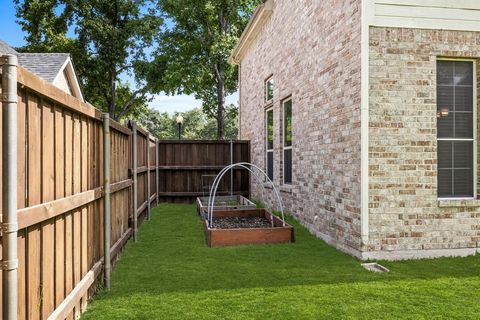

{"left": 204, "top": 208, "right": 294, "bottom": 247}
{"left": 196, "top": 195, "right": 256, "bottom": 217}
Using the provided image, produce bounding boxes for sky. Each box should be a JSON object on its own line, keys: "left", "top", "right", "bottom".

{"left": 0, "top": 0, "right": 238, "bottom": 114}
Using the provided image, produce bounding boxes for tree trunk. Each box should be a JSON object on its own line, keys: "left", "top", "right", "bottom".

{"left": 216, "top": 82, "right": 225, "bottom": 140}
{"left": 216, "top": 5, "right": 227, "bottom": 140}
{"left": 109, "top": 69, "right": 117, "bottom": 121}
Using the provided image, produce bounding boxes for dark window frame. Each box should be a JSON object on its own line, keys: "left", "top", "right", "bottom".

{"left": 265, "top": 76, "right": 274, "bottom": 102}
{"left": 265, "top": 107, "right": 274, "bottom": 181}
{"left": 282, "top": 98, "right": 293, "bottom": 185}
{"left": 437, "top": 58, "right": 477, "bottom": 199}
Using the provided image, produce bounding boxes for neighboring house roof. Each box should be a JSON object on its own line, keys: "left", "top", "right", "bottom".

{"left": 229, "top": 0, "right": 274, "bottom": 65}
{"left": 0, "top": 39, "right": 18, "bottom": 55}
{"left": 17, "top": 53, "right": 70, "bottom": 83}
{"left": 0, "top": 39, "right": 84, "bottom": 102}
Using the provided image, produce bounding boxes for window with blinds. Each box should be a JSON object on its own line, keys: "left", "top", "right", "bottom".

{"left": 437, "top": 60, "right": 476, "bottom": 198}
{"left": 266, "top": 108, "right": 274, "bottom": 181}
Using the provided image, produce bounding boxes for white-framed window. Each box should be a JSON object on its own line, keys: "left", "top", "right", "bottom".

{"left": 265, "top": 76, "right": 274, "bottom": 102}
{"left": 283, "top": 98, "right": 292, "bottom": 184}
{"left": 437, "top": 59, "right": 477, "bottom": 198}
{"left": 266, "top": 107, "right": 274, "bottom": 181}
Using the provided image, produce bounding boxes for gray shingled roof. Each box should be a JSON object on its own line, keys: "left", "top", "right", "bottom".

{"left": 17, "top": 53, "right": 70, "bottom": 83}
{"left": 0, "top": 39, "right": 70, "bottom": 83}
{"left": 0, "top": 39, "right": 18, "bottom": 55}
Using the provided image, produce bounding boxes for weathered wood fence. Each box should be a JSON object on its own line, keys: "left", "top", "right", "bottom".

{"left": 157, "top": 140, "right": 251, "bottom": 203}
{"left": 0, "top": 55, "right": 250, "bottom": 320}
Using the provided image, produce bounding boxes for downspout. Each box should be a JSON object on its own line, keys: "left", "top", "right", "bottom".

{"left": 2, "top": 54, "right": 18, "bottom": 320}
{"left": 360, "top": 0, "right": 371, "bottom": 253}
{"left": 102, "top": 113, "right": 111, "bottom": 289}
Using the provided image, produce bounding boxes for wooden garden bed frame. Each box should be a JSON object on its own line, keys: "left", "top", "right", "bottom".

{"left": 196, "top": 195, "right": 256, "bottom": 216}
{"left": 204, "top": 208, "right": 294, "bottom": 247}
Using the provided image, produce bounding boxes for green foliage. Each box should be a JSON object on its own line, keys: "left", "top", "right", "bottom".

{"left": 82, "top": 204, "right": 480, "bottom": 319}
{"left": 14, "top": 0, "right": 162, "bottom": 120}
{"left": 146, "top": 0, "right": 263, "bottom": 138}
{"left": 136, "top": 105, "right": 238, "bottom": 140}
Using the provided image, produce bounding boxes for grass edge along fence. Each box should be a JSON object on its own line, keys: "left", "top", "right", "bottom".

{"left": 0, "top": 54, "right": 158, "bottom": 320}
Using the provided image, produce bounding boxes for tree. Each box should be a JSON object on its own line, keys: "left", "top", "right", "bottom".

{"left": 136, "top": 106, "right": 238, "bottom": 140}
{"left": 146, "top": 0, "right": 262, "bottom": 139}
{"left": 14, "top": 0, "right": 162, "bottom": 121}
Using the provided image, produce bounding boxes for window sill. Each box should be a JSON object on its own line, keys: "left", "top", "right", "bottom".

{"left": 438, "top": 198, "right": 480, "bottom": 208}
{"left": 279, "top": 185, "right": 292, "bottom": 194}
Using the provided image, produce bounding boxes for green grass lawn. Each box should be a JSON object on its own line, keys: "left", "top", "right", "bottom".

{"left": 82, "top": 204, "right": 480, "bottom": 320}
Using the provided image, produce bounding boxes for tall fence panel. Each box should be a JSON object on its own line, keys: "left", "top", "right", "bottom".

{"left": 0, "top": 56, "right": 251, "bottom": 319}
{"left": 157, "top": 140, "right": 251, "bottom": 203}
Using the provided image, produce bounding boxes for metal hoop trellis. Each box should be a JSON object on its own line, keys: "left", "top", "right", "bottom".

{"left": 207, "top": 162, "right": 285, "bottom": 228}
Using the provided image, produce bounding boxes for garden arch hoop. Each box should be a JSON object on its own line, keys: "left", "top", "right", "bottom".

{"left": 207, "top": 162, "right": 285, "bottom": 228}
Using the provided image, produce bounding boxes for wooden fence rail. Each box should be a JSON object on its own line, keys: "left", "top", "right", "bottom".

{"left": 0, "top": 55, "right": 250, "bottom": 320}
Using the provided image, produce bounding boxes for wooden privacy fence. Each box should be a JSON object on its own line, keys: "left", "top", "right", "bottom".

{"left": 0, "top": 56, "right": 161, "bottom": 320}
{"left": 157, "top": 140, "right": 251, "bottom": 203}
{"left": 0, "top": 55, "right": 251, "bottom": 320}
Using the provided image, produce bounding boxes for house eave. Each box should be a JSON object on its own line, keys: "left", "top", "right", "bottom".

{"left": 229, "top": 0, "right": 274, "bottom": 65}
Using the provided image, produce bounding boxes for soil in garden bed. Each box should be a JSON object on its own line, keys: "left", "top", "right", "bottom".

{"left": 211, "top": 216, "right": 273, "bottom": 229}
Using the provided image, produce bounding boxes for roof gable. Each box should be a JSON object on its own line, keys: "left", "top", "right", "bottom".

{"left": 17, "top": 53, "right": 70, "bottom": 83}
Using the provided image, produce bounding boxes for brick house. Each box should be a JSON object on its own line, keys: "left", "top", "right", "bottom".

{"left": 230, "top": 0, "right": 480, "bottom": 260}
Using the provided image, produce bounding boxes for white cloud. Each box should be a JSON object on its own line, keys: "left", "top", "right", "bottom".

{"left": 148, "top": 92, "right": 239, "bottom": 114}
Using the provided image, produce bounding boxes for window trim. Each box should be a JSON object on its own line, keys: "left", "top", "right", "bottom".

{"left": 265, "top": 106, "right": 274, "bottom": 181}
{"left": 282, "top": 97, "right": 293, "bottom": 185}
{"left": 437, "top": 57, "right": 477, "bottom": 199}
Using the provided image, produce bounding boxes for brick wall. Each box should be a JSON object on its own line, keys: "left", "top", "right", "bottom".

{"left": 368, "top": 27, "right": 480, "bottom": 258}
{"left": 240, "top": 0, "right": 363, "bottom": 255}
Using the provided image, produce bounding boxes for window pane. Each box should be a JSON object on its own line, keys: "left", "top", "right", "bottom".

{"left": 437, "top": 61, "right": 454, "bottom": 85}
{"left": 453, "top": 169, "right": 473, "bottom": 197}
{"left": 454, "top": 62, "right": 473, "bottom": 86}
{"left": 437, "top": 141, "right": 452, "bottom": 169}
{"left": 284, "top": 100, "right": 292, "bottom": 147}
{"left": 437, "top": 114, "right": 454, "bottom": 138}
{"left": 267, "top": 110, "right": 273, "bottom": 150}
{"left": 454, "top": 113, "right": 473, "bottom": 138}
{"left": 453, "top": 141, "right": 473, "bottom": 169}
{"left": 267, "top": 151, "right": 274, "bottom": 181}
{"left": 266, "top": 78, "right": 273, "bottom": 101}
{"left": 284, "top": 149, "right": 292, "bottom": 184}
{"left": 437, "top": 85, "right": 454, "bottom": 112}
{"left": 455, "top": 86, "right": 473, "bottom": 111}
{"left": 438, "top": 169, "right": 453, "bottom": 197}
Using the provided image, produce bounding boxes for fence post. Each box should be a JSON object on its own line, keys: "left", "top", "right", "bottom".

{"left": 102, "top": 113, "right": 111, "bottom": 289}
{"left": 132, "top": 122, "right": 138, "bottom": 241}
{"left": 1, "top": 54, "right": 18, "bottom": 320}
{"left": 146, "top": 134, "right": 151, "bottom": 220}
{"left": 230, "top": 140, "right": 233, "bottom": 195}
{"left": 155, "top": 139, "right": 159, "bottom": 207}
